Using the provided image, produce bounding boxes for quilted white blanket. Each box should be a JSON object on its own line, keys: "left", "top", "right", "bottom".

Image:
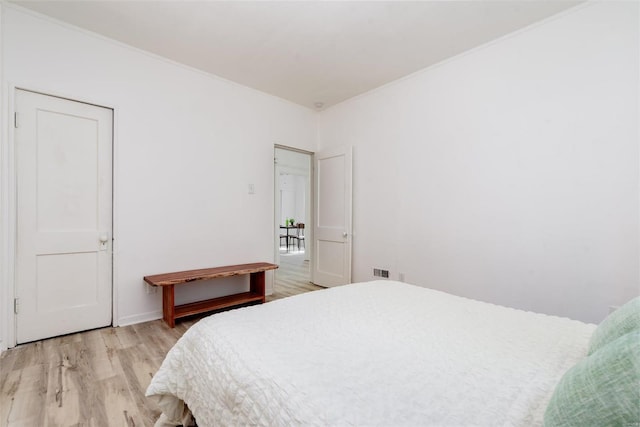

{"left": 146, "top": 281, "right": 595, "bottom": 426}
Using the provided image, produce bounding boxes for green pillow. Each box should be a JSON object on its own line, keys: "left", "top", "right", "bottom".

{"left": 588, "top": 296, "right": 640, "bottom": 355}
{"left": 544, "top": 330, "right": 640, "bottom": 427}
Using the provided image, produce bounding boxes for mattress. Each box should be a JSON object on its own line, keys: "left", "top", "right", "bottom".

{"left": 146, "top": 280, "right": 596, "bottom": 426}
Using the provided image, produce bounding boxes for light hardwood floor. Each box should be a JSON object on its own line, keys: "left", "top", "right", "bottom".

{"left": 268, "top": 250, "right": 323, "bottom": 301}
{"left": 1, "top": 253, "right": 323, "bottom": 427}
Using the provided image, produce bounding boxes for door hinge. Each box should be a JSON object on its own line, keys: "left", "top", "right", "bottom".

{"left": 14, "top": 298, "right": 19, "bottom": 314}
{"left": 14, "top": 112, "right": 19, "bottom": 128}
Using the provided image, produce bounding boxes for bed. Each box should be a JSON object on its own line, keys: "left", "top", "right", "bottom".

{"left": 146, "top": 280, "right": 639, "bottom": 427}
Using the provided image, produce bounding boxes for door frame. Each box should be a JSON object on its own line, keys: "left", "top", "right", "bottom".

{"left": 1, "top": 84, "right": 118, "bottom": 350}
{"left": 273, "top": 144, "right": 315, "bottom": 291}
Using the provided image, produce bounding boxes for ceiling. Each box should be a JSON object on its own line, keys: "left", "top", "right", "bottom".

{"left": 12, "top": 1, "right": 582, "bottom": 110}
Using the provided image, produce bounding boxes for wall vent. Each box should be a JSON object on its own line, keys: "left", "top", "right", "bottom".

{"left": 373, "top": 268, "right": 389, "bottom": 278}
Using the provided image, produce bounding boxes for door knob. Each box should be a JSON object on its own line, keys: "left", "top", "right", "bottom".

{"left": 99, "top": 233, "right": 109, "bottom": 251}
{"left": 343, "top": 232, "right": 348, "bottom": 237}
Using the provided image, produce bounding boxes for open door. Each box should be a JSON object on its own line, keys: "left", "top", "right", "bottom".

{"left": 312, "top": 146, "right": 352, "bottom": 287}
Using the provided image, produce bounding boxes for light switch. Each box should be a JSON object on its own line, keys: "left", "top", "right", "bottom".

{"left": 248, "top": 184, "right": 255, "bottom": 194}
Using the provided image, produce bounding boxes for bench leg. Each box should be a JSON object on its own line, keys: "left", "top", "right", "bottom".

{"left": 250, "top": 271, "right": 266, "bottom": 303}
{"left": 162, "top": 285, "right": 176, "bottom": 328}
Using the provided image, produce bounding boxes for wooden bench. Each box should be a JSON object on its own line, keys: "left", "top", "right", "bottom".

{"left": 144, "top": 262, "right": 278, "bottom": 328}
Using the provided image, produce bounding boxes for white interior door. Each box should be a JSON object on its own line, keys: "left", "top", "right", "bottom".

{"left": 15, "top": 89, "right": 113, "bottom": 344}
{"left": 313, "top": 146, "right": 352, "bottom": 287}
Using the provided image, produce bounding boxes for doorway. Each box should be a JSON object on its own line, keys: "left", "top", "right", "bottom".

{"left": 273, "top": 146, "right": 314, "bottom": 297}
{"left": 14, "top": 89, "right": 113, "bottom": 344}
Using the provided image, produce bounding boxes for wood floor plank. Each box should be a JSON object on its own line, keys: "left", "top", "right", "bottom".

{"left": 11, "top": 341, "right": 45, "bottom": 371}
{"left": 100, "top": 374, "right": 145, "bottom": 427}
{"left": 113, "top": 324, "right": 141, "bottom": 349}
{"left": 268, "top": 252, "right": 324, "bottom": 302}
{"left": 131, "top": 322, "right": 177, "bottom": 360}
{"left": 4, "top": 389, "right": 47, "bottom": 427}
{"left": 117, "top": 344, "right": 162, "bottom": 426}
{"left": 2, "top": 364, "right": 48, "bottom": 426}
{"left": 0, "top": 251, "right": 321, "bottom": 426}
{"left": 51, "top": 340, "right": 98, "bottom": 424}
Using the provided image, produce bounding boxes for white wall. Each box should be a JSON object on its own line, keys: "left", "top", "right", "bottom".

{"left": 295, "top": 177, "right": 306, "bottom": 226}
{"left": 279, "top": 174, "right": 306, "bottom": 225}
{"left": 0, "top": 4, "right": 317, "bottom": 346}
{"left": 318, "top": 2, "right": 639, "bottom": 323}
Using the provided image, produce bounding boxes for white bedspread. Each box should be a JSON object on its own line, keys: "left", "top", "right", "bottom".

{"left": 146, "top": 280, "right": 595, "bottom": 426}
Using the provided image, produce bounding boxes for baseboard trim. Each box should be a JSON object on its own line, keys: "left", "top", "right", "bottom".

{"left": 118, "top": 310, "right": 162, "bottom": 327}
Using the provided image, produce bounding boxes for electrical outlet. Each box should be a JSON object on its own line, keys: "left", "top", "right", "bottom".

{"left": 399, "top": 273, "right": 405, "bottom": 282}
{"left": 146, "top": 283, "right": 158, "bottom": 295}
